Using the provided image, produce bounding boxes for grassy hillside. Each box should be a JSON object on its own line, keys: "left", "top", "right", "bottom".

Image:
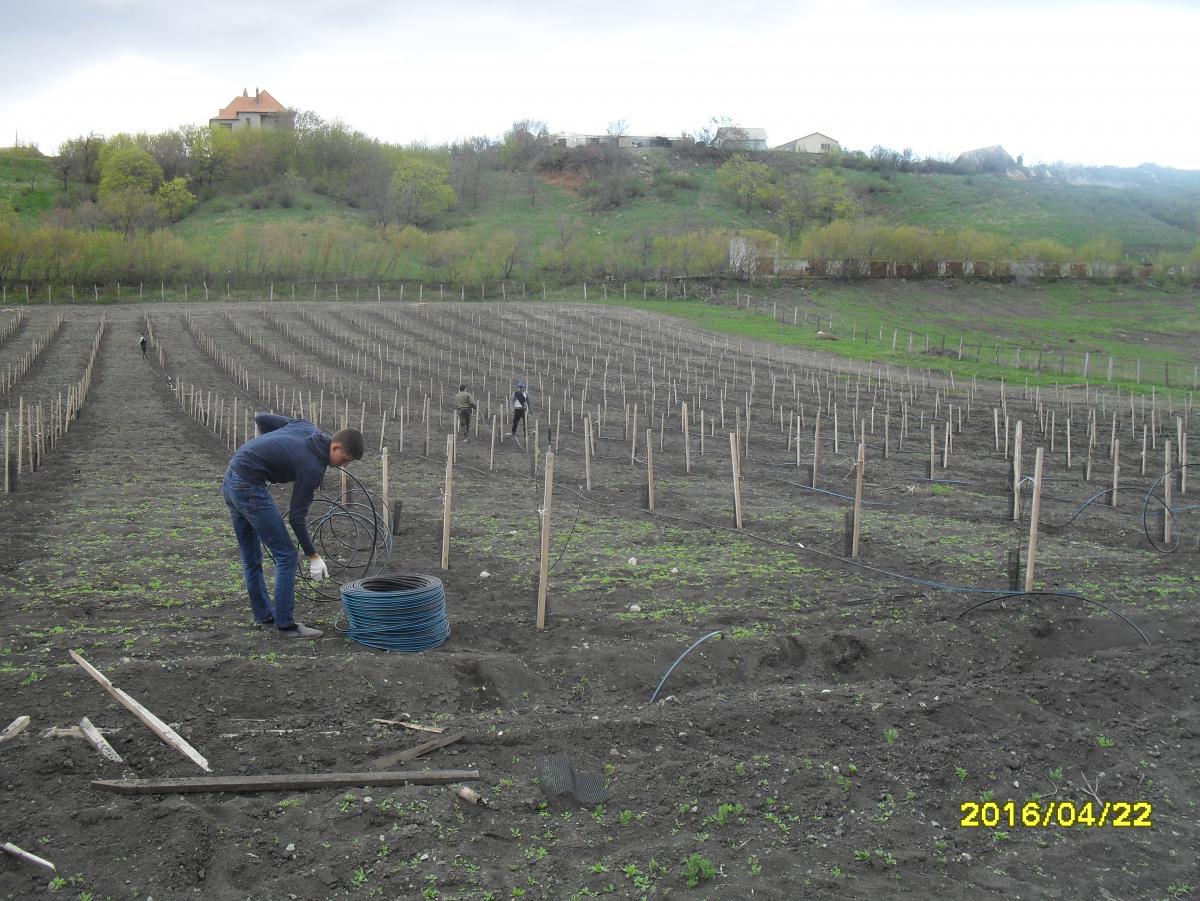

{"left": 5, "top": 142, "right": 1198, "bottom": 271}
{"left": 848, "top": 169, "right": 1198, "bottom": 253}
{"left": 586, "top": 280, "right": 1200, "bottom": 391}
{"left": 0, "top": 149, "right": 57, "bottom": 221}
{"left": 446, "top": 167, "right": 767, "bottom": 244}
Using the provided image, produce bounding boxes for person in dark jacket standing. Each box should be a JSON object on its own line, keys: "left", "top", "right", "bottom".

{"left": 139, "top": 334, "right": 147, "bottom": 360}
{"left": 511, "top": 380, "right": 529, "bottom": 437}
{"left": 454, "top": 385, "right": 476, "bottom": 439}
{"left": 223, "top": 412, "right": 364, "bottom": 639}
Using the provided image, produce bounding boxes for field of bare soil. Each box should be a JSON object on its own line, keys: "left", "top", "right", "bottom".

{"left": 1, "top": 299, "right": 1197, "bottom": 901}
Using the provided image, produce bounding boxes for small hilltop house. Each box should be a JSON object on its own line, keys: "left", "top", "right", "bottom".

{"left": 210, "top": 88, "right": 295, "bottom": 131}
{"left": 775, "top": 132, "right": 840, "bottom": 153}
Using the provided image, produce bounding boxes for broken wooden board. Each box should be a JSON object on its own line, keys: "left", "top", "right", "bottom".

{"left": 370, "top": 732, "right": 465, "bottom": 771}
{"left": 370, "top": 719, "right": 445, "bottom": 734}
{"left": 2, "top": 841, "right": 56, "bottom": 871}
{"left": 0, "top": 716, "right": 30, "bottom": 746}
{"left": 41, "top": 726, "right": 84, "bottom": 740}
{"left": 69, "top": 650, "right": 210, "bottom": 772}
{"left": 79, "top": 717, "right": 125, "bottom": 764}
{"left": 92, "top": 768, "right": 480, "bottom": 795}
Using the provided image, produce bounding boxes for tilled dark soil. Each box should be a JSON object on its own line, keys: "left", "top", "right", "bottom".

{"left": 1, "top": 302, "right": 1197, "bottom": 901}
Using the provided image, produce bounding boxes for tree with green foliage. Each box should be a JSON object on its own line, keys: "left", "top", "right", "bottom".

{"left": 55, "top": 133, "right": 104, "bottom": 189}
{"left": 1077, "top": 235, "right": 1124, "bottom": 261}
{"left": 98, "top": 145, "right": 163, "bottom": 235}
{"left": 390, "top": 155, "right": 455, "bottom": 227}
{"left": 189, "top": 126, "right": 238, "bottom": 190}
{"left": 483, "top": 229, "right": 524, "bottom": 280}
{"left": 654, "top": 229, "right": 729, "bottom": 293}
{"left": 154, "top": 177, "right": 196, "bottom": 221}
{"left": 809, "top": 169, "right": 855, "bottom": 224}
{"left": 716, "top": 155, "right": 776, "bottom": 213}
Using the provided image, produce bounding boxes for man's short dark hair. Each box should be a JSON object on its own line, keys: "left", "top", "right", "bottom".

{"left": 459, "top": 384, "right": 466, "bottom": 391}
{"left": 332, "top": 428, "right": 365, "bottom": 460}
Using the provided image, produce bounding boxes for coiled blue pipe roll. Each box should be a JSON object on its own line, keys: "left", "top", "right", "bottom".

{"left": 339, "top": 574, "right": 450, "bottom": 651}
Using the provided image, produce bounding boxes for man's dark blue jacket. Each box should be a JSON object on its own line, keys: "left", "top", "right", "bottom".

{"left": 228, "top": 413, "right": 330, "bottom": 556}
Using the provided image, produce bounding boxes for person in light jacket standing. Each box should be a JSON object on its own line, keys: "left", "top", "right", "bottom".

{"left": 454, "top": 384, "right": 477, "bottom": 439}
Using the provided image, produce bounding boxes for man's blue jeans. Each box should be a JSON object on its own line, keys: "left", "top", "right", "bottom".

{"left": 222, "top": 470, "right": 298, "bottom": 628}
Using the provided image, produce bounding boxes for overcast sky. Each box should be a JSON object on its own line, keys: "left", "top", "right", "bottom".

{"left": 2, "top": 0, "right": 1196, "bottom": 169}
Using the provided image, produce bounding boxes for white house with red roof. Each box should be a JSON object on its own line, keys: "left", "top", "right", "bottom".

{"left": 210, "top": 88, "right": 294, "bottom": 131}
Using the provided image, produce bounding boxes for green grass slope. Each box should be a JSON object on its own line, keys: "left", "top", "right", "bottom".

{"left": 0, "top": 150, "right": 57, "bottom": 221}
{"left": 443, "top": 166, "right": 769, "bottom": 244}
{"left": 851, "top": 170, "right": 1197, "bottom": 253}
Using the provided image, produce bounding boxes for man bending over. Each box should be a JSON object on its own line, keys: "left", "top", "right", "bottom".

{"left": 223, "top": 412, "right": 364, "bottom": 639}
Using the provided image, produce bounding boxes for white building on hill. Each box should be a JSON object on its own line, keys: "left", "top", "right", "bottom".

{"left": 775, "top": 132, "right": 840, "bottom": 153}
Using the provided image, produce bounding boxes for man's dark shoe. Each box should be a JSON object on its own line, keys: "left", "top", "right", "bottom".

{"left": 254, "top": 618, "right": 274, "bottom": 628}
{"left": 277, "top": 622, "right": 323, "bottom": 640}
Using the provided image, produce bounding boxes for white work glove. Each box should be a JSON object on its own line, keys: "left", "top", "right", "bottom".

{"left": 308, "top": 556, "right": 329, "bottom": 582}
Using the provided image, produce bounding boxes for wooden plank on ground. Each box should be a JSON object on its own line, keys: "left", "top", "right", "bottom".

{"left": 372, "top": 718, "right": 445, "bottom": 734}
{"left": 370, "top": 732, "right": 465, "bottom": 771}
{"left": 0, "top": 716, "right": 31, "bottom": 745}
{"left": 79, "top": 717, "right": 125, "bottom": 764}
{"left": 2, "top": 841, "right": 56, "bottom": 871}
{"left": 69, "top": 650, "right": 210, "bottom": 772}
{"left": 92, "top": 768, "right": 480, "bottom": 795}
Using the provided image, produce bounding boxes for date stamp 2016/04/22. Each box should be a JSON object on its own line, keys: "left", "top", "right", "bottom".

{"left": 960, "top": 800, "right": 1152, "bottom": 829}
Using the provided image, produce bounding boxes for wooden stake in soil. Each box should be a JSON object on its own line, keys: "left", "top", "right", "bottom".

{"left": 851, "top": 442, "right": 865, "bottom": 558}
{"left": 584, "top": 416, "right": 593, "bottom": 490}
{"left": 629, "top": 403, "right": 638, "bottom": 466}
{"left": 811, "top": 412, "right": 821, "bottom": 488}
{"left": 1023, "top": 447, "right": 1045, "bottom": 593}
{"left": 536, "top": 451, "right": 555, "bottom": 631}
{"left": 489, "top": 415, "right": 497, "bottom": 471}
{"left": 441, "top": 435, "right": 453, "bottom": 571}
{"left": 1110, "top": 439, "right": 1120, "bottom": 507}
{"left": 645, "top": 429, "right": 655, "bottom": 511}
{"left": 929, "top": 423, "right": 936, "bottom": 478}
{"left": 68, "top": 650, "right": 210, "bottom": 771}
{"left": 381, "top": 448, "right": 390, "bottom": 532}
{"left": 1163, "top": 440, "right": 1173, "bottom": 544}
{"left": 1011, "top": 421, "right": 1023, "bottom": 521}
{"left": 729, "top": 433, "right": 744, "bottom": 529}
{"left": 682, "top": 402, "right": 691, "bottom": 474}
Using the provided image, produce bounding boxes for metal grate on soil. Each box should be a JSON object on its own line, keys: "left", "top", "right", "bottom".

{"left": 536, "top": 756, "right": 610, "bottom": 805}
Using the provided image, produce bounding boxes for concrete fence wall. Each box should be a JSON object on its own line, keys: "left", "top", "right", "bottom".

{"left": 729, "top": 238, "right": 1197, "bottom": 281}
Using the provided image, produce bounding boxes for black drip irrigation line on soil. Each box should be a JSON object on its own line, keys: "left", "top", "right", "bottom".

{"left": 1141, "top": 463, "right": 1193, "bottom": 554}
{"left": 424, "top": 424, "right": 1155, "bottom": 646}
{"left": 258, "top": 466, "right": 392, "bottom": 601}
{"left": 956, "top": 592, "right": 1151, "bottom": 646}
{"left": 649, "top": 631, "right": 723, "bottom": 703}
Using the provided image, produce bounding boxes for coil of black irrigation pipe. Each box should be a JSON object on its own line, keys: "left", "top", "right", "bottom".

{"left": 337, "top": 574, "right": 450, "bottom": 651}
{"left": 297, "top": 465, "right": 393, "bottom": 601}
